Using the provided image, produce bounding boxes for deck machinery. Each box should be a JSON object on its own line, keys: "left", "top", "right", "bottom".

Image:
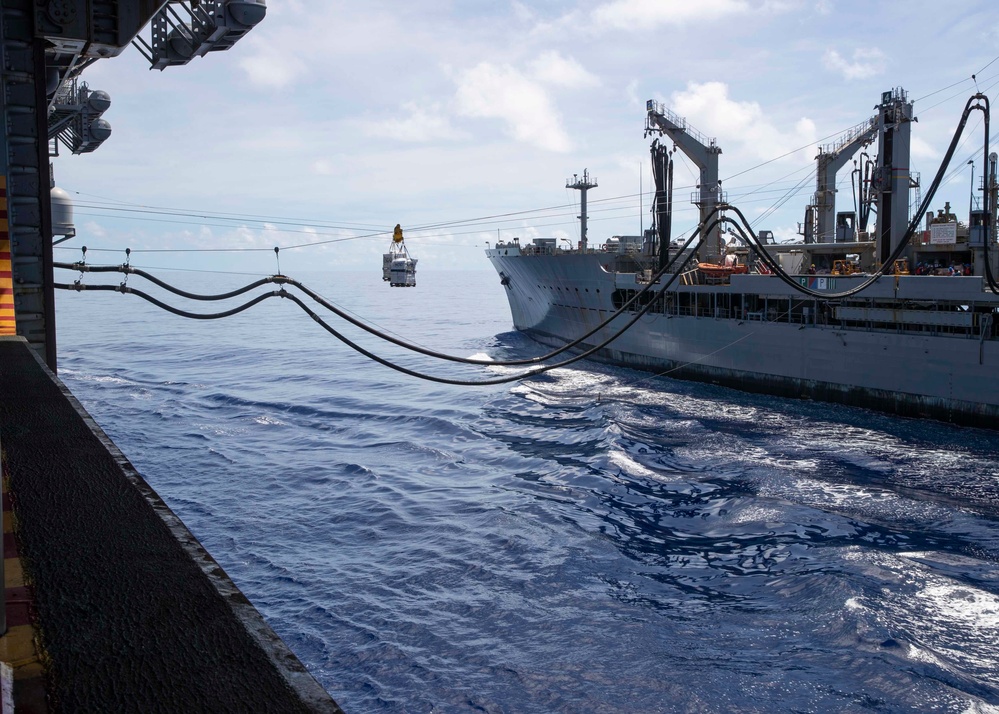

{"left": 487, "top": 87, "right": 999, "bottom": 427}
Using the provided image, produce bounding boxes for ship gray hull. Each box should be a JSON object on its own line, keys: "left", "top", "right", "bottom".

{"left": 487, "top": 248, "right": 999, "bottom": 429}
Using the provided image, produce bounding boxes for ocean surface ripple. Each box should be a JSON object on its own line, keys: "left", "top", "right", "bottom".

{"left": 55, "top": 270, "right": 999, "bottom": 713}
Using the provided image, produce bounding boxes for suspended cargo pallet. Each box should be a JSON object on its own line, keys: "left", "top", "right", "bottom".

{"left": 383, "top": 224, "right": 417, "bottom": 287}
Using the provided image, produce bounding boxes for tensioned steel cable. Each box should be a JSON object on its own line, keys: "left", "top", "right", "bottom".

{"left": 56, "top": 222, "right": 708, "bottom": 369}
{"left": 637, "top": 92, "right": 987, "bottom": 302}
{"left": 63, "top": 85, "right": 991, "bottom": 382}
{"left": 57, "top": 73, "right": 995, "bottom": 263}
{"left": 55, "top": 262, "right": 278, "bottom": 300}
{"left": 54, "top": 229, "right": 708, "bottom": 387}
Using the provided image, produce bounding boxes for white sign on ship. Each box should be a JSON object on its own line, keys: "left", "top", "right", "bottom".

{"left": 929, "top": 221, "right": 957, "bottom": 245}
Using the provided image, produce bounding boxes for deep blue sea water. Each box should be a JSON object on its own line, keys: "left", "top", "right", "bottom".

{"left": 54, "top": 268, "right": 999, "bottom": 713}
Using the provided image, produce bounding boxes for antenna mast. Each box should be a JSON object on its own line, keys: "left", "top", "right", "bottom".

{"left": 566, "top": 169, "right": 598, "bottom": 251}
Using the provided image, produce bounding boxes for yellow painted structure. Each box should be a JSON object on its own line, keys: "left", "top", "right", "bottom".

{"left": 0, "top": 176, "right": 14, "bottom": 335}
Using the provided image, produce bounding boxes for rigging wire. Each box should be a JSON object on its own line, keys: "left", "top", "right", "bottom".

{"left": 70, "top": 188, "right": 691, "bottom": 236}
{"left": 915, "top": 69, "right": 999, "bottom": 114}
{"left": 54, "top": 90, "right": 993, "bottom": 386}
{"left": 66, "top": 190, "right": 392, "bottom": 233}
{"left": 61, "top": 178, "right": 819, "bottom": 258}
{"left": 722, "top": 94, "right": 994, "bottom": 298}
{"left": 750, "top": 170, "right": 814, "bottom": 229}
{"left": 54, "top": 220, "right": 707, "bottom": 371}
{"left": 60, "top": 192, "right": 718, "bottom": 256}
{"left": 51, "top": 83, "right": 996, "bottom": 339}
{"left": 56, "top": 68, "right": 998, "bottom": 265}
{"left": 721, "top": 70, "right": 998, "bottom": 189}
{"left": 69, "top": 84, "right": 988, "bottom": 260}
{"left": 977, "top": 55, "right": 999, "bottom": 76}
{"left": 66, "top": 202, "right": 387, "bottom": 234}
{"left": 913, "top": 78, "right": 976, "bottom": 104}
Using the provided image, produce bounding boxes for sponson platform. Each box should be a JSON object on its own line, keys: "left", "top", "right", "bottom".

{"left": 0, "top": 336, "right": 342, "bottom": 712}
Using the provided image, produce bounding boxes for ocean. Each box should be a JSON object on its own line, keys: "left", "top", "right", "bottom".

{"left": 55, "top": 268, "right": 999, "bottom": 713}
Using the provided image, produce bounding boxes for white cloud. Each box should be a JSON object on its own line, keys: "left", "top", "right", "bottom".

{"left": 368, "top": 53, "right": 593, "bottom": 149}
{"left": 910, "top": 136, "right": 939, "bottom": 162}
{"left": 53, "top": 3, "right": 991, "bottom": 273}
{"left": 83, "top": 221, "right": 108, "bottom": 239}
{"left": 669, "top": 81, "right": 816, "bottom": 161}
{"left": 312, "top": 159, "right": 334, "bottom": 176}
{"left": 511, "top": 1, "right": 536, "bottom": 24}
{"left": 454, "top": 62, "right": 572, "bottom": 152}
{"left": 625, "top": 79, "right": 641, "bottom": 108}
{"left": 237, "top": 38, "right": 308, "bottom": 88}
{"left": 529, "top": 51, "right": 599, "bottom": 88}
{"left": 402, "top": 103, "right": 463, "bottom": 141}
{"left": 822, "top": 48, "right": 886, "bottom": 81}
{"left": 591, "top": 0, "right": 751, "bottom": 30}
{"left": 366, "top": 101, "right": 465, "bottom": 143}
{"left": 760, "top": 0, "right": 798, "bottom": 11}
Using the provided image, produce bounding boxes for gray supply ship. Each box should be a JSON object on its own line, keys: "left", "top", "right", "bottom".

{"left": 487, "top": 88, "right": 999, "bottom": 428}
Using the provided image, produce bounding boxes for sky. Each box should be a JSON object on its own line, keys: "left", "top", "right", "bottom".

{"left": 51, "top": 0, "right": 999, "bottom": 278}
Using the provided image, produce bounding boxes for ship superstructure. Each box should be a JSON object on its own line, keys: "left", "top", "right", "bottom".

{"left": 487, "top": 88, "right": 999, "bottom": 427}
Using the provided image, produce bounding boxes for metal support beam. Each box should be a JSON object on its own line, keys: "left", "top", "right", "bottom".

{"left": 35, "top": 40, "right": 57, "bottom": 371}
{"left": 646, "top": 100, "right": 724, "bottom": 262}
{"left": 874, "top": 88, "right": 914, "bottom": 266}
{"left": 813, "top": 117, "right": 877, "bottom": 243}
{"left": 1, "top": 2, "right": 56, "bottom": 369}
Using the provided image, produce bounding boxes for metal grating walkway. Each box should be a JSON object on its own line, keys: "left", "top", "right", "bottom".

{"left": 0, "top": 336, "right": 342, "bottom": 712}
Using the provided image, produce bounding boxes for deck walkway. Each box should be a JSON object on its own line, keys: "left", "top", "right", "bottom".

{"left": 0, "top": 336, "right": 342, "bottom": 712}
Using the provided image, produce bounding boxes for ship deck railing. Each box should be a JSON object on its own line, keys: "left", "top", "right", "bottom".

{"left": 614, "top": 286, "right": 998, "bottom": 340}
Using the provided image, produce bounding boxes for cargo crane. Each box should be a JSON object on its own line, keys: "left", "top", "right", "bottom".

{"left": 872, "top": 88, "right": 916, "bottom": 265}
{"left": 645, "top": 100, "right": 724, "bottom": 262}
{"left": 806, "top": 115, "right": 878, "bottom": 244}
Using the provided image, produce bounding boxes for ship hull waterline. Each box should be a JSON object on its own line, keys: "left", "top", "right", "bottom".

{"left": 488, "top": 250, "right": 999, "bottom": 429}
